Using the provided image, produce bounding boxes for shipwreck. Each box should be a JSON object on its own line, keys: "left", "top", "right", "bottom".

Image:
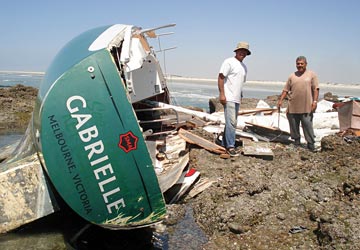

{"left": 2, "top": 23, "right": 354, "bottom": 239}
{"left": 0, "top": 23, "right": 201, "bottom": 233}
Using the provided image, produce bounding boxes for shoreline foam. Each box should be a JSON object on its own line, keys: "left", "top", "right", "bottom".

{"left": 0, "top": 70, "right": 45, "bottom": 75}
{"left": 1, "top": 71, "right": 359, "bottom": 92}
{"left": 166, "top": 76, "right": 360, "bottom": 89}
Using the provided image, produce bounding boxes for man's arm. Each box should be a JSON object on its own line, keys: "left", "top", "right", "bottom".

{"left": 311, "top": 87, "right": 319, "bottom": 112}
{"left": 277, "top": 90, "right": 287, "bottom": 108}
{"left": 218, "top": 73, "right": 226, "bottom": 105}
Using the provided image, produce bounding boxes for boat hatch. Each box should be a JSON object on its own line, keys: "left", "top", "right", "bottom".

{"left": 110, "top": 24, "right": 175, "bottom": 104}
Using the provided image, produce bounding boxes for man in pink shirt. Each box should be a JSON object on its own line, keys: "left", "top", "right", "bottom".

{"left": 277, "top": 56, "right": 319, "bottom": 151}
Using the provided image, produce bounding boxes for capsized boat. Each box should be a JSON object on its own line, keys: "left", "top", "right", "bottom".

{"left": 32, "top": 23, "right": 182, "bottom": 229}
{"left": 1, "top": 23, "right": 198, "bottom": 232}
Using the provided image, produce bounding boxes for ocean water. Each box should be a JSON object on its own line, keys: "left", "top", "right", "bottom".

{"left": 0, "top": 132, "right": 23, "bottom": 148}
{"left": 167, "top": 80, "right": 282, "bottom": 111}
{"left": 0, "top": 71, "right": 281, "bottom": 115}
{"left": 167, "top": 79, "right": 360, "bottom": 112}
{"left": 1, "top": 71, "right": 359, "bottom": 113}
{"left": 0, "top": 71, "right": 44, "bottom": 88}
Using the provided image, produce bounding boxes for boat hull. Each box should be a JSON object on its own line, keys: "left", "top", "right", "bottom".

{"left": 35, "top": 31, "right": 166, "bottom": 228}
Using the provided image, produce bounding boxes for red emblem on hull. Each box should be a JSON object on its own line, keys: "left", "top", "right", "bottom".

{"left": 118, "top": 131, "right": 138, "bottom": 153}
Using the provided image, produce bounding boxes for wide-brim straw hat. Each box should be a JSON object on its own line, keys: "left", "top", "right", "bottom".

{"left": 234, "top": 42, "right": 251, "bottom": 55}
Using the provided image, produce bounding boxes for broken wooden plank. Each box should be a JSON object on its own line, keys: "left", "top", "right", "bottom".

{"left": 165, "top": 168, "right": 200, "bottom": 204}
{"left": 219, "top": 153, "right": 231, "bottom": 159}
{"left": 188, "top": 177, "right": 217, "bottom": 198}
{"left": 145, "top": 134, "right": 190, "bottom": 193}
{"left": 157, "top": 153, "right": 190, "bottom": 193}
{"left": 242, "top": 140, "right": 274, "bottom": 160}
{"left": 186, "top": 117, "right": 208, "bottom": 129}
{"left": 238, "top": 108, "right": 277, "bottom": 116}
{"left": 178, "top": 128, "right": 226, "bottom": 154}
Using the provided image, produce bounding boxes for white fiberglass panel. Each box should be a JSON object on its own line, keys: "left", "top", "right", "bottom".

{"left": 88, "top": 24, "right": 130, "bottom": 51}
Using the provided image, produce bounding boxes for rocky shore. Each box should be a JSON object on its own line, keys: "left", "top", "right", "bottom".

{"left": 0, "top": 85, "right": 38, "bottom": 133}
{"left": 1, "top": 85, "right": 360, "bottom": 249}
{"left": 184, "top": 129, "right": 360, "bottom": 250}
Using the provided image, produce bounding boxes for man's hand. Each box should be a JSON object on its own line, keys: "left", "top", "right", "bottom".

{"left": 311, "top": 102, "right": 317, "bottom": 112}
{"left": 219, "top": 93, "right": 226, "bottom": 105}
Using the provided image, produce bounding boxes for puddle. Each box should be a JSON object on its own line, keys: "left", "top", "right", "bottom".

{"left": 164, "top": 206, "right": 208, "bottom": 249}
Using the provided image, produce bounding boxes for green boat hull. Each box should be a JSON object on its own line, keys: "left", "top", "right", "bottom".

{"left": 33, "top": 25, "right": 166, "bottom": 228}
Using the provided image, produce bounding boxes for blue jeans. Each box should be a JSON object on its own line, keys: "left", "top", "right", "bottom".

{"left": 222, "top": 102, "right": 240, "bottom": 149}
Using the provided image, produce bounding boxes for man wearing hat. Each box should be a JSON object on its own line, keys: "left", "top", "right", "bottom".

{"left": 218, "top": 42, "right": 251, "bottom": 157}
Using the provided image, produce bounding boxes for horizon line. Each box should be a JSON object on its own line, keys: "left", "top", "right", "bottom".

{"left": 1, "top": 70, "right": 359, "bottom": 86}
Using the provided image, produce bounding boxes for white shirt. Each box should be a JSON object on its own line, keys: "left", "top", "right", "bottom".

{"left": 219, "top": 57, "right": 247, "bottom": 103}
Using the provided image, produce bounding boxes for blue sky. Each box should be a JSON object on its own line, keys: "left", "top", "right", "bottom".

{"left": 1, "top": 0, "right": 359, "bottom": 84}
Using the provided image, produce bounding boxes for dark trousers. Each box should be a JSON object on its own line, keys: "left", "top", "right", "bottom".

{"left": 286, "top": 113, "right": 315, "bottom": 145}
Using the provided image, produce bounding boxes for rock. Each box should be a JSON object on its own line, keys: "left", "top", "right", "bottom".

{"left": 209, "top": 97, "right": 223, "bottom": 113}
{"left": 276, "top": 213, "right": 286, "bottom": 221}
{"left": 324, "top": 92, "right": 339, "bottom": 102}
{"left": 163, "top": 204, "right": 186, "bottom": 226}
{"left": 0, "top": 85, "right": 38, "bottom": 133}
{"left": 228, "top": 223, "right": 250, "bottom": 234}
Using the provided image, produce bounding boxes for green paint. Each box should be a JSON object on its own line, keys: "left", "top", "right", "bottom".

{"left": 39, "top": 49, "right": 165, "bottom": 228}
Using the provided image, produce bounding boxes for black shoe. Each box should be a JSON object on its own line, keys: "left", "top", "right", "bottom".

{"left": 227, "top": 148, "right": 239, "bottom": 157}
{"left": 215, "top": 133, "right": 223, "bottom": 146}
{"left": 307, "top": 143, "right": 315, "bottom": 151}
{"left": 294, "top": 139, "right": 301, "bottom": 146}
{"left": 234, "top": 147, "right": 242, "bottom": 154}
